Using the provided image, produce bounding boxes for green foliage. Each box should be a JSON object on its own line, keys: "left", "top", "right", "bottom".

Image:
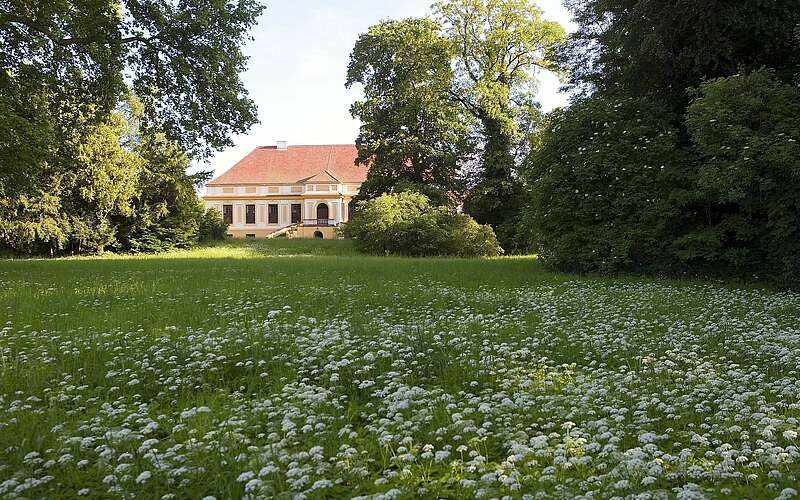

{"left": 0, "top": 191, "right": 69, "bottom": 256}
{"left": 1, "top": 0, "right": 263, "bottom": 159}
{"left": 526, "top": 70, "right": 800, "bottom": 283}
{"left": 125, "top": 0, "right": 263, "bottom": 158}
{"left": 0, "top": 98, "right": 142, "bottom": 255}
{"left": 198, "top": 208, "right": 229, "bottom": 243}
{"left": 346, "top": 18, "right": 471, "bottom": 206}
{"left": 528, "top": 0, "right": 800, "bottom": 283}
{"left": 433, "top": 0, "right": 566, "bottom": 250}
{"left": 462, "top": 174, "right": 527, "bottom": 253}
{"left": 434, "top": 0, "right": 565, "bottom": 138}
{"left": 562, "top": 0, "right": 800, "bottom": 113}
{"left": 66, "top": 111, "right": 142, "bottom": 220}
{"left": 344, "top": 192, "right": 501, "bottom": 257}
{"left": 116, "top": 131, "right": 204, "bottom": 253}
{"left": 681, "top": 70, "right": 800, "bottom": 282}
{"left": 524, "top": 96, "right": 688, "bottom": 273}
{"left": 0, "top": 0, "right": 257, "bottom": 256}
{"left": 0, "top": 96, "right": 225, "bottom": 255}
{"left": 0, "top": 68, "right": 56, "bottom": 201}
{"left": 348, "top": 1, "right": 567, "bottom": 252}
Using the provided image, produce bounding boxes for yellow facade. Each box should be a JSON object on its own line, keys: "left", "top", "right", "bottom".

{"left": 202, "top": 187, "right": 357, "bottom": 240}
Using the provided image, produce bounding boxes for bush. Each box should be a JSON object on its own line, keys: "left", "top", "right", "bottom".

{"left": 198, "top": 208, "right": 229, "bottom": 242}
{"left": 523, "top": 96, "right": 689, "bottom": 273}
{"left": 115, "top": 133, "right": 220, "bottom": 253}
{"left": 344, "top": 192, "right": 501, "bottom": 257}
{"left": 683, "top": 69, "right": 800, "bottom": 282}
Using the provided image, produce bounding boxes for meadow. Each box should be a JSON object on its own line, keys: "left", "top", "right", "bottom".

{"left": 1, "top": 240, "right": 799, "bottom": 499}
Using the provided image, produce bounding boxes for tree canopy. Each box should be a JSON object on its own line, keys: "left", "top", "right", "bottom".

{"left": 526, "top": 0, "right": 800, "bottom": 284}
{"left": 0, "top": 96, "right": 228, "bottom": 255}
{"left": 434, "top": 0, "right": 564, "bottom": 141}
{"left": 346, "top": 18, "right": 471, "bottom": 206}
{"left": 562, "top": 0, "right": 800, "bottom": 112}
{"left": 1, "top": 0, "right": 263, "bottom": 158}
{"left": 434, "top": 0, "right": 565, "bottom": 250}
{"left": 0, "top": 0, "right": 252, "bottom": 255}
{"left": 681, "top": 70, "right": 800, "bottom": 280}
{"left": 348, "top": 0, "right": 566, "bottom": 251}
{"left": 523, "top": 96, "right": 687, "bottom": 272}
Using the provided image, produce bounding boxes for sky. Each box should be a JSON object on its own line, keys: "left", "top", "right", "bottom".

{"left": 199, "top": 0, "right": 576, "bottom": 179}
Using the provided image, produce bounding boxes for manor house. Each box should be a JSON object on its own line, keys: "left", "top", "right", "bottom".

{"left": 203, "top": 142, "right": 367, "bottom": 239}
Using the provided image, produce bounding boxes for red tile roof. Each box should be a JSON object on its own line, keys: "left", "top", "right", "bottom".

{"left": 207, "top": 144, "right": 368, "bottom": 185}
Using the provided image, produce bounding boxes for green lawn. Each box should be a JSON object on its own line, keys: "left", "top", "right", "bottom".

{"left": 1, "top": 240, "right": 799, "bottom": 499}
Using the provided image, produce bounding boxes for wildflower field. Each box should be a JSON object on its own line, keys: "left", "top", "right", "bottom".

{"left": 1, "top": 240, "right": 799, "bottom": 499}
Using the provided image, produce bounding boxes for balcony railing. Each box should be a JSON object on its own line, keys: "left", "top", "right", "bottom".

{"left": 303, "top": 218, "right": 334, "bottom": 227}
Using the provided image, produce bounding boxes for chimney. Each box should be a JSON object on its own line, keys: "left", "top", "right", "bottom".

{"left": 276, "top": 140, "right": 288, "bottom": 150}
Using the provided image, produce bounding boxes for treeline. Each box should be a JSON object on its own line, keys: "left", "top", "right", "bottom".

{"left": 0, "top": 0, "right": 264, "bottom": 256}
{"left": 525, "top": 0, "right": 800, "bottom": 283}
{"left": 346, "top": 2, "right": 565, "bottom": 253}
{"left": 0, "top": 94, "right": 228, "bottom": 255}
{"left": 347, "top": 0, "right": 800, "bottom": 281}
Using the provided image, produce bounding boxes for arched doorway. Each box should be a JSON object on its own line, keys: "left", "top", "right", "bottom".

{"left": 316, "top": 203, "right": 329, "bottom": 225}
{"left": 314, "top": 230, "right": 324, "bottom": 239}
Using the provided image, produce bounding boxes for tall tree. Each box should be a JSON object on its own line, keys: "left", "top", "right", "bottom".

{"left": 525, "top": 0, "right": 800, "bottom": 282}
{"left": 562, "top": 0, "right": 800, "bottom": 113}
{"left": 433, "top": 0, "right": 565, "bottom": 250}
{"left": 0, "top": 0, "right": 263, "bottom": 159}
{"left": 346, "top": 18, "right": 471, "bottom": 207}
{"left": 116, "top": 129, "right": 211, "bottom": 253}
{"left": 0, "top": 0, "right": 255, "bottom": 255}
{"left": 0, "top": 100, "right": 143, "bottom": 255}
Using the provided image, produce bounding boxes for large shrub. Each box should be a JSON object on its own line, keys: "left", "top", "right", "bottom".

{"left": 198, "top": 208, "right": 229, "bottom": 242}
{"left": 523, "top": 96, "right": 689, "bottom": 273}
{"left": 115, "top": 132, "right": 213, "bottom": 253}
{"left": 344, "top": 192, "right": 501, "bottom": 257}
{"left": 682, "top": 69, "right": 800, "bottom": 282}
{"left": 0, "top": 95, "right": 227, "bottom": 256}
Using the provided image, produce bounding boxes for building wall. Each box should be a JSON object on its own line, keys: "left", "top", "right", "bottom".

{"left": 225, "top": 229, "right": 281, "bottom": 239}
{"left": 206, "top": 183, "right": 361, "bottom": 197}
{"left": 202, "top": 186, "right": 356, "bottom": 239}
{"left": 294, "top": 226, "right": 342, "bottom": 239}
{"left": 223, "top": 226, "right": 343, "bottom": 240}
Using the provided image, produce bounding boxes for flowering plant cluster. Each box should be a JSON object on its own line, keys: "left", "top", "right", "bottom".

{"left": 1, "top": 261, "right": 799, "bottom": 498}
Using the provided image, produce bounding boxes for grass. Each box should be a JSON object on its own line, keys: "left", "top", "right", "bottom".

{"left": 1, "top": 239, "right": 799, "bottom": 499}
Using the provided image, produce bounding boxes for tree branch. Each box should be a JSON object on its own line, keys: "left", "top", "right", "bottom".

{"left": 2, "top": 13, "right": 72, "bottom": 46}
{"left": 120, "top": 34, "right": 158, "bottom": 45}
{"left": 1, "top": 12, "right": 161, "bottom": 48}
{"left": 447, "top": 88, "right": 482, "bottom": 117}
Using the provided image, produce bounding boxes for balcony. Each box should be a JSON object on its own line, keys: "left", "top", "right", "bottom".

{"left": 303, "top": 218, "right": 334, "bottom": 227}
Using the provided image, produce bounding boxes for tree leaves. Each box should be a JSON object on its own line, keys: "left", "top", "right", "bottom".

{"left": 682, "top": 70, "right": 800, "bottom": 279}
{"left": 1, "top": 0, "right": 263, "bottom": 158}
{"left": 523, "top": 96, "right": 687, "bottom": 273}
{"left": 348, "top": 1, "right": 567, "bottom": 252}
{"left": 434, "top": 0, "right": 565, "bottom": 138}
{"left": 125, "top": 0, "right": 263, "bottom": 158}
{"left": 347, "top": 18, "right": 471, "bottom": 207}
{"left": 0, "top": 0, "right": 256, "bottom": 254}
{"left": 562, "top": 0, "right": 800, "bottom": 113}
